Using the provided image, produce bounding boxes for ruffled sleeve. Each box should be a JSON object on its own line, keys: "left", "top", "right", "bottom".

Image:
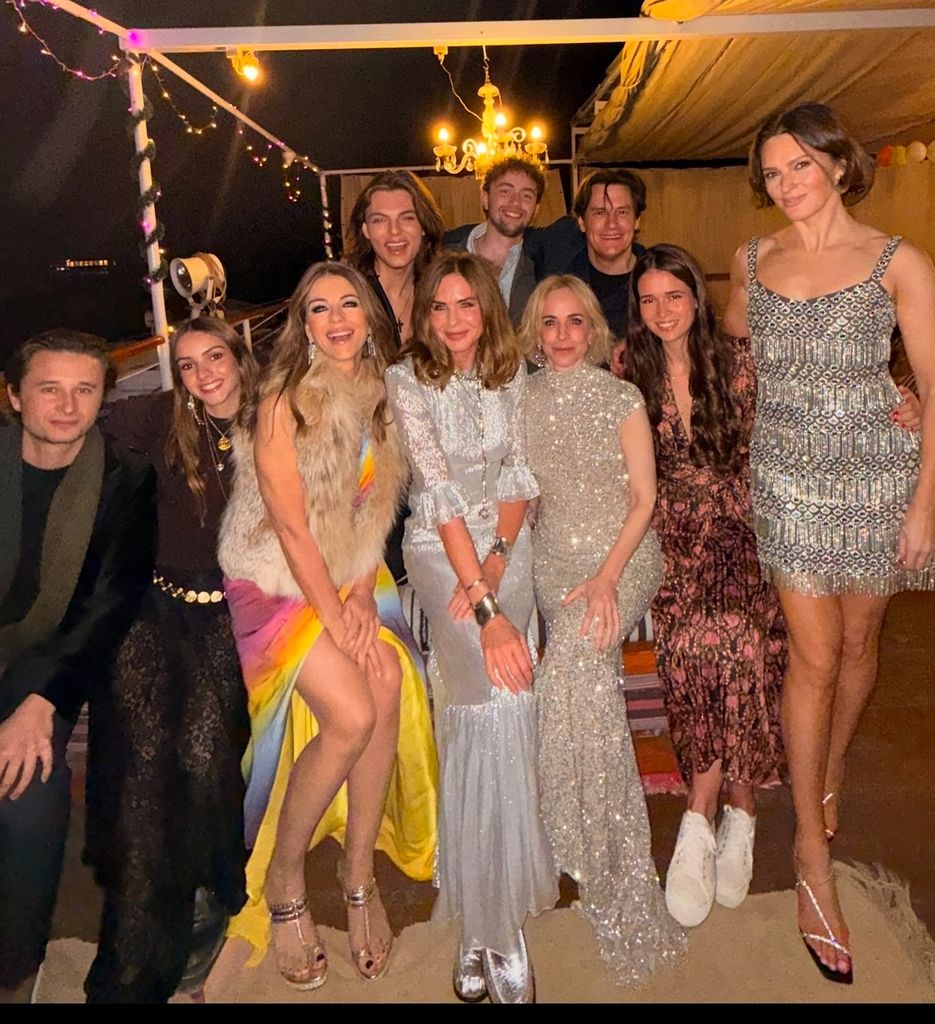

{"left": 386, "top": 363, "right": 471, "bottom": 528}
{"left": 497, "top": 362, "right": 539, "bottom": 502}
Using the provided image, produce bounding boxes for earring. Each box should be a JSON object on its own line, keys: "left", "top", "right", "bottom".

{"left": 307, "top": 340, "right": 317, "bottom": 366}
{"left": 533, "top": 345, "right": 547, "bottom": 368}
{"left": 365, "top": 330, "right": 375, "bottom": 358}
{"left": 186, "top": 392, "right": 202, "bottom": 424}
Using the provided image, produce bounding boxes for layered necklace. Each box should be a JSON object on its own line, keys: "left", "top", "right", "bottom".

{"left": 453, "top": 367, "right": 490, "bottom": 520}
{"left": 203, "top": 412, "right": 233, "bottom": 473}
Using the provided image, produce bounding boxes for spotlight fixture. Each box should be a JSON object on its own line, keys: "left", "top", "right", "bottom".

{"left": 227, "top": 47, "right": 261, "bottom": 82}
{"left": 169, "top": 252, "right": 227, "bottom": 318}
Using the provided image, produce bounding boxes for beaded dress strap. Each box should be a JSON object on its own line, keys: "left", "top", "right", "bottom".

{"left": 870, "top": 235, "right": 902, "bottom": 282}
{"left": 746, "top": 237, "right": 759, "bottom": 283}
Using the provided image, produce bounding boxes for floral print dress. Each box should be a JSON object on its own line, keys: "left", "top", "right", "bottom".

{"left": 650, "top": 339, "right": 785, "bottom": 784}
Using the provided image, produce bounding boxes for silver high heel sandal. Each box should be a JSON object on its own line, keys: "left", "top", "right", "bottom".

{"left": 796, "top": 873, "right": 853, "bottom": 985}
{"left": 342, "top": 878, "right": 393, "bottom": 980}
{"left": 267, "top": 895, "right": 328, "bottom": 991}
{"left": 822, "top": 791, "right": 838, "bottom": 841}
{"left": 481, "top": 931, "right": 535, "bottom": 1004}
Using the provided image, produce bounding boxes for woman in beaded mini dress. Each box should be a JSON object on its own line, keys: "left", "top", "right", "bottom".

{"left": 519, "top": 275, "right": 685, "bottom": 984}
{"left": 386, "top": 252, "right": 557, "bottom": 1004}
{"left": 726, "top": 102, "right": 935, "bottom": 983}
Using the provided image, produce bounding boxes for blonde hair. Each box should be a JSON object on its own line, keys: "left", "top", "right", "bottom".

{"left": 518, "top": 275, "right": 613, "bottom": 367}
{"left": 407, "top": 251, "right": 521, "bottom": 391}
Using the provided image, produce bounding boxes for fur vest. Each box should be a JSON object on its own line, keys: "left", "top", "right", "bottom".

{"left": 218, "top": 362, "right": 404, "bottom": 597}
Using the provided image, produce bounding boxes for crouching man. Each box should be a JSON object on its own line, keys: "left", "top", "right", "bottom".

{"left": 0, "top": 330, "right": 155, "bottom": 1003}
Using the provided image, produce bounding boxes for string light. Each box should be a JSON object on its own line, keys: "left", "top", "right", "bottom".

{"left": 148, "top": 60, "right": 218, "bottom": 135}
{"left": 7, "top": 0, "right": 122, "bottom": 81}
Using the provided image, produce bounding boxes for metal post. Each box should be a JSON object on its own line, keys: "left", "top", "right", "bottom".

{"left": 126, "top": 55, "right": 172, "bottom": 390}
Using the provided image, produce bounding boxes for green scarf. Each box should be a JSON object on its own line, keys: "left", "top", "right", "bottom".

{"left": 0, "top": 424, "right": 105, "bottom": 676}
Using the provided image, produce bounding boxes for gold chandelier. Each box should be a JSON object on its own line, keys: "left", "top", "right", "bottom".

{"left": 431, "top": 47, "right": 548, "bottom": 180}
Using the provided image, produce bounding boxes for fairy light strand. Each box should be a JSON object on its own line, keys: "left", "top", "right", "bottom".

{"left": 7, "top": 0, "right": 121, "bottom": 81}
{"left": 147, "top": 59, "right": 218, "bottom": 136}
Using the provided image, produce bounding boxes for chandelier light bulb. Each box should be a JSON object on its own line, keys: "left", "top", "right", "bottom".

{"left": 530, "top": 125, "right": 542, "bottom": 140}
{"left": 438, "top": 126, "right": 450, "bottom": 143}
{"left": 494, "top": 111, "right": 507, "bottom": 128}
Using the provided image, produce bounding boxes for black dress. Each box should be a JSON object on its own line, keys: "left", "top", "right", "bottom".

{"left": 85, "top": 391, "right": 249, "bottom": 1003}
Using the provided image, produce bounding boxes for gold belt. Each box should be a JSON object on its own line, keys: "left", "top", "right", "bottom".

{"left": 153, "top": 572, "right": 225, "bottom": 604}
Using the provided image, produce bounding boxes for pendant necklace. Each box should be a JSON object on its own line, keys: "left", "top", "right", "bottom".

{"left": 454, "top": 368, "right": 490, "bottom": 519}
{"left": 204, "top": 412, "right": 233, "bottom": 473}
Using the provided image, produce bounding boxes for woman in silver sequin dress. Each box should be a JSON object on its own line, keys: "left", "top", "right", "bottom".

{"left": 519, "top": 275, "right": 685, "bottom": 984}
{"left": 385, "top": 252, "right": 558, "bottom": 1004}
{"left": 726, "top": 102, "right": 935, "bottom": 983}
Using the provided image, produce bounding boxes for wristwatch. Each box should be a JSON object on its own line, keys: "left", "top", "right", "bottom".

{"left": 489, "top": 536, "right": 512, "bottom": 562}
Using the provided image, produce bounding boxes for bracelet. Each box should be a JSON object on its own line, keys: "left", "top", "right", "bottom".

{"left": 472, "top": 590, "right": 502, "bottom": 627}
{"left": 465, "top": 577, "right": 488, "bottom": 593}
{"left": 489, "top": 535, "right": 512, "bottom": 562}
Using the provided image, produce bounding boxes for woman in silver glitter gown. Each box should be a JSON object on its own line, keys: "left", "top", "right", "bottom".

{"left": 385, "top": 252, "right": 557, "bottom": 1004}
{"left": 519, "top": 275, "right": 685, "bottom": 984}
{"left": 726, "top": 102, "right": 935, "bottom": 983}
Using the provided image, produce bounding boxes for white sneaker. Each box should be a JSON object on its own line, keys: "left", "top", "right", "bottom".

{"left": 665, "top": 810, "right": 716, "bottom": 927}
{"left": 714, "top": 805, "right": 756, "bottom": 908}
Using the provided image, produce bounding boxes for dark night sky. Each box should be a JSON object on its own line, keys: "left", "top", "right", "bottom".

{"left": 0, "top": 1, "right": 640, "bottom": 359}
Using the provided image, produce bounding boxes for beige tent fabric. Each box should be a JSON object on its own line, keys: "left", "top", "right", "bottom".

{"left": 579, "top": 0, "right": 935, "bottom": 162}
{"left": 338, "top": 168, "right": 567, "bottom": 250}
{"left": 634, "top": 160, "right": 935, "bottom": 312}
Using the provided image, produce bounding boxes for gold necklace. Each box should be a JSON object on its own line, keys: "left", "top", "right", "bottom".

{"left": 203, "top": 413, "right": 233, "bottom": 472}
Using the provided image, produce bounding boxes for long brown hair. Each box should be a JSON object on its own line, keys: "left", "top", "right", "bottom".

{"left": 623, "top": 244, "right": 743, "bottom": 476}
{"left": 407, "top": 251, "right": 521, "bottom": 391}
{"left": 167, "top": 316, "right": 259, "bottom": 517}
{"left": 344, "top": 170, "right": 444, "bottom": 278}
{"left": 247, "top": 261, "right": 395, "bottom": 442}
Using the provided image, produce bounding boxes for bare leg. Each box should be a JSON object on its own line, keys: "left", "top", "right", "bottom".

{"left": 342, "top": 639, "right": 402, "bottom": 973}
{"left": 725, "top": 780, "right": 756, "bottom": 816}
{"left": 821, "top": 594, "right": 890, "bottom": 837}
{"left": 777, "top": 590, "right": 851, "bottom": 976}
{"left": 265, "top": 630, "right": 377, "bottom": 971}
{"left": 687, "top": 760, "right": 723, "bottom": 822}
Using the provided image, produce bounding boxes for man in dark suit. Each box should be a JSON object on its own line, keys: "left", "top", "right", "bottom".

{"left": 527, "top": 168, "right": 648, "bottom": 342}
{"left": 0, "top": 330, "right": 155, "bottom": 1003}
{"left": 444, "top": 156, "right": 546, "bottom": 324}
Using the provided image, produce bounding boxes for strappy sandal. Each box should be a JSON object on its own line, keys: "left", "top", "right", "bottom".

{"left": 268, "top": 895, "right": 328, "bottom": 991}
{"left": 796, "top": 873, "right": 853, "bottom": 985}
{"left": 822, "top": 791, "right": 838, "bottom": 841}
{"left": 342, "top": 878, "right": 393, "bottom": 980}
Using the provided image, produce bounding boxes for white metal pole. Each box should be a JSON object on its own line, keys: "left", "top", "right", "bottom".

{"left": 126, "top": 55, "right": 172, "bottom": 390}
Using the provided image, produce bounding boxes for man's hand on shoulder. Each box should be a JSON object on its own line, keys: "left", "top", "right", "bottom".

{"left": 0, "top": 694, "right": 55, "bottom": 800}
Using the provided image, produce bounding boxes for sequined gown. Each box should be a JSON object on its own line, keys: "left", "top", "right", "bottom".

{"left": 385, "top": 358, "right": 558, "bottom": 959}
{"left": 747, "top": 235, "right": 934, "bottom": 595}
{"left": 650, "top": 340, "right": 785, "bottom": 785}
{"left": 525, "top": 363, "right": 685, "bottom": 984}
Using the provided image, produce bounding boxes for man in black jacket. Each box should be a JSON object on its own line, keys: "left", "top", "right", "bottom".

{"left": 0, "top": 330, "right": 155, "bottom": 1003}
{"left": 444, "top": 156, "right": 546, "bottom": 324}
{"left": 527, "top": 168, "right": 648, "bottom": 341}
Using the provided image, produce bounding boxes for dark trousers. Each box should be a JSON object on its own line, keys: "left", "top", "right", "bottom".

{"left": 0, "top": 714, "right": 73, "bottom": 990}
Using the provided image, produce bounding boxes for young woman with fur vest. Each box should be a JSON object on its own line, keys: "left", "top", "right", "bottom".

{"left": 218, "top": 262, "right": 437, "bottom": 991}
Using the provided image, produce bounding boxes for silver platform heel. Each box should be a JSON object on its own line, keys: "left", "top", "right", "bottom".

{"left": 481, "top": 930, "right": 535, "bottom": 1004}
{"left": 453, "top": 944, "right": 488, "bottom": 1002}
